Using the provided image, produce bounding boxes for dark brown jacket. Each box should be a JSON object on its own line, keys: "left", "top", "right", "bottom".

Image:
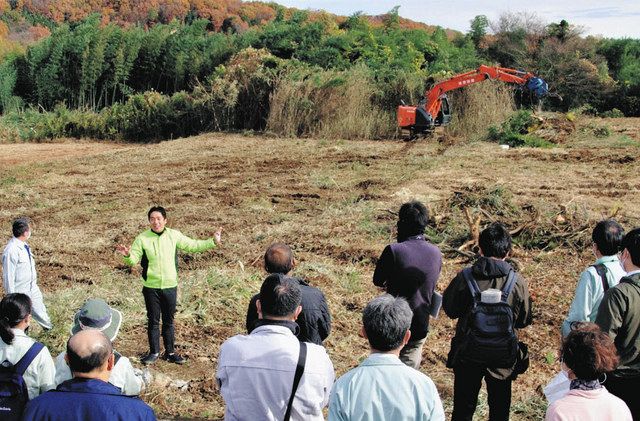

{"left": 596, "top": 272, "right": 640, "bottom": 379}
{"left": 443, "top": 256, "right": 533, "bottom": 379}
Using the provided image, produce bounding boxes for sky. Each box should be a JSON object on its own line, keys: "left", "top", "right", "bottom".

{"left": 272, "top": 0, "right": 640, "bottom": 38}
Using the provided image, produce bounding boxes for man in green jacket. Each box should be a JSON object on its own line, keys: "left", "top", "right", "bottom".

{"left": 596, "top": 227, "right": 640, "bottom": 419}
{"left": 116, "top": 206, "right": 221, "bottom": 365}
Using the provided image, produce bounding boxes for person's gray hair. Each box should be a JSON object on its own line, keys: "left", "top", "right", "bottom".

{"left": 362, "top": 294, "right": 413, "bottom": 352}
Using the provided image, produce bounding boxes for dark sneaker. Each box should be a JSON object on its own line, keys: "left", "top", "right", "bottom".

{"left": 163, "top": 353, "right": 186, "bottom": 365}
{"left": 141, "top": 353, "right": 159, "bottom": 365}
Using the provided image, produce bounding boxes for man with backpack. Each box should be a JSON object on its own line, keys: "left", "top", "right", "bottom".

{"left": 596, "top": 228, "right": 640, "bottom": 420}
{"left": 443, "top": 222, "right": 532, "bottom": 421}
{"left": 562, "top": 219, "right": 625, "bottom": 337}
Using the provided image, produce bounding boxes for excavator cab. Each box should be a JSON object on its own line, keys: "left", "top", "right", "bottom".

{"left": 435, "top": 96, "right": 451, "bottom": 126}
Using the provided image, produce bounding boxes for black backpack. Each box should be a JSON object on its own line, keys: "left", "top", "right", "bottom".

{"left": 0, "top": 342, "right": 44, "bottom": 421}
{"left": 457, "top": 269, "right": 518, "bottom": 368}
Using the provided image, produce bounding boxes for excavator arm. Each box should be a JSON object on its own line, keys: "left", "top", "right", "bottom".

{"left": 397, "top": 65, "right": 550, "bottom": 138}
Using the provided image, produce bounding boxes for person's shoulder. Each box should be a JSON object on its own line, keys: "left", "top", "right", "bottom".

{"left": 112, "top": 393, "right": 155, "bottom": 413}
{"left": 165, "top": 227, "right": 181, "bottom": 236}
{"left": 299, "top": 282, "right": 326, "bottom": 297}
{"left": 3, "top": 239, "right": 18, "bottom": 253}
{"left": 333, "top": 365, "right": 359, "bottom": 388}
{"left": 135, "top": 229, "right": 154, "bottom": 239}
{"left": 219, "top": 333, "right": 251, "bottom": 353}
{"left": 115, "top": 353, "right": 133, "bottom": 367}
{"left": 607, "top": 279, "right": 639, "bottom": 300}
{"left": 397, "top": 362, "right": 436, "bottom": 384}
{"left": 423, "top": 240, "right": 442, "bottom": 253}
{"left": 512, "top": 271, "right": 529, "bottom": 287}
{"left": 55, "top": 351, "right": 66, "bottom": 362}
{"left": 304, "top": 342, "right": 333, "bottom": 365}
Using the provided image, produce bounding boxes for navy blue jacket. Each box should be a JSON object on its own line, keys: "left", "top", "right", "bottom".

{"left": 22, "top": 378, "right": 156, "bottom": 421}
{"left": 246, "top": 277, "right": 331, "bottom": 345}
{"left": 373, "top": 235, "right": 442, "bottom": 340}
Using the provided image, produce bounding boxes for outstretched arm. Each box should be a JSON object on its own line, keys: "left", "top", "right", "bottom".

{"left": 175, "top": 228, "right": 221, "bottom": 253}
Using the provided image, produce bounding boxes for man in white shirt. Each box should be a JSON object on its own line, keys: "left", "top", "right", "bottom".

{"left": 2, "top": 217, "right": 52, "bottom": 330}
{"left": 54, "top": 299, "right": 143, "bottom": 395}
{"left": 217, "top": 273, "right": 334, "bottom": 421}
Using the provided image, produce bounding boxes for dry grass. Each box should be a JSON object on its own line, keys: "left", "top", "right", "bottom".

{"left": 267, "top": 66, "right": 394, "bottom": 140}
{"left": 446, "top": 80, "right": 516, "bottom": 141}
{"left": 0, "top": 122, "right": 639, "bottom": 419}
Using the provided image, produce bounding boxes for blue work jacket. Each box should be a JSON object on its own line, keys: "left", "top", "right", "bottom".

{"left": 22, "top": 378, "right": 156, "bottom": 421}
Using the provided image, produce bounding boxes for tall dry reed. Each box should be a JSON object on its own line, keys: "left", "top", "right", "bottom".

{"left": 267, "top": 65, "right": 395, "bottom": 140}
{"left": 446, "top": 80, "right": 516, "bottom": 140}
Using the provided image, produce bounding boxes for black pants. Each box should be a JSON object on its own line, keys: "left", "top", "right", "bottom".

{"left": 604, "top": 375, "right": 640, "bottom": 420}
{"left": 452, "top": 365, "right": 512, "bottom": 421}
{"left": 142, "top": 287, "right": 177, "bottom": 354}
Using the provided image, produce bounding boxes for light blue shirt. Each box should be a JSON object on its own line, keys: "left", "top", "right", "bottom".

{"left": 562, "top": 256, "right": 626, "bottom": 337}
{"left": 328, "top": 353, "right": 444, "bottom": 421}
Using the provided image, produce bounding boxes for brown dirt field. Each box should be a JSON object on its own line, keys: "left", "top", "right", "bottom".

{"left": 1, "top": 124, "right": 639, "bottom": 419}
{"left": 0, "top": 140, "right": 130, "bottom": 167}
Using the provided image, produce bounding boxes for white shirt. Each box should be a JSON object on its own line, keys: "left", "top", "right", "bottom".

{"left": 0, "top": 328, "right": 55, "bottom": 399}
{"left": 216, "top": 324, "right": 335, "bottom": 421}
{"left": 2, "top": 237, "right": 37, "bottom": 293}
{"left": 54, "top": 351, "right": 143, "bottom": 395}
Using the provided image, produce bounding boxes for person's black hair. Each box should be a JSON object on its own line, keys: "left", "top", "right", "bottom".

{"left": 621, "top": 228, "right": 640, "bottom": 268}
{"left": 479, "top": 222, "right": 512, "bottom": 258}
{"left": 397, "top": 201, "right": 429, "bottom": 240}
{"left": 147, "top": 206, "right": 167, "bottom": 220}
{"left": 264, "top": 243, "right": 294, "bottom": 274}
{"left": 362, "top": 295, "right": 412, "bottom": 352}
{"left": 0, "top": 293, "right": 32, "bottom": 345}
{"left": 592, "top": 219, "right": 624, "bottom": 256}
{"left": 66, "top": 332, "right": 113, "bottom": 373}
{"left": 259, "top": 273, "right": 301, "bottom": 318}
{"left": 12, "top": 217, "right": 31, "bottom": 238}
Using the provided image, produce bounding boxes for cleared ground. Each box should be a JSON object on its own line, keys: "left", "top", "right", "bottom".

{"left": 1, "top": 117, "right": 639, "bottom": 419}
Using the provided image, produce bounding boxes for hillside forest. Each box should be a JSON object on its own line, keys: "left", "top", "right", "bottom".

{"left": 0, "top": 0, "right": 639, "bottom": 141}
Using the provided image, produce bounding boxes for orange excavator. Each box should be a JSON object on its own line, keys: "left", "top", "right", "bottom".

{"left": 397, "top": 65, "right": 553, "bottom": 139}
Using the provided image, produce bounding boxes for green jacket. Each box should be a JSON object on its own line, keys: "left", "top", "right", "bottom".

{"left": 596, "top": 272, "right": 640, "bottom": 378}
{"left": 124, "top": 227, "right": 216, "bottom": 289}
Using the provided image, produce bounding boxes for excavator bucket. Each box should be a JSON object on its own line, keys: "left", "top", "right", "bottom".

{"left": 526, "top": 77, "right": 549, "bottom": 97}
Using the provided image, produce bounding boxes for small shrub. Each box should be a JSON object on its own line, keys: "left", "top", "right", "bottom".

{"left": 485, "top": 110, "right": 550, "bottom": 148}
{"left": 601, "top": 108, "right": 624, "bottom": 118}
{"left": 572, "top": 104, "right": 598, "bottom": 116}
{"left": 593, "top": 125, "right": 611, "bottom": 138}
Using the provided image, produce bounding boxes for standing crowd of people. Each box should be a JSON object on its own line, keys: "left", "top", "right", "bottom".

{"left": 1, "top": 204, "right": 640, "bottom": 420}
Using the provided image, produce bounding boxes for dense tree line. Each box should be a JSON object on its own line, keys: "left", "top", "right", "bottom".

{"left": 0, "top": 4, "right": 638, "bottom": 141}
